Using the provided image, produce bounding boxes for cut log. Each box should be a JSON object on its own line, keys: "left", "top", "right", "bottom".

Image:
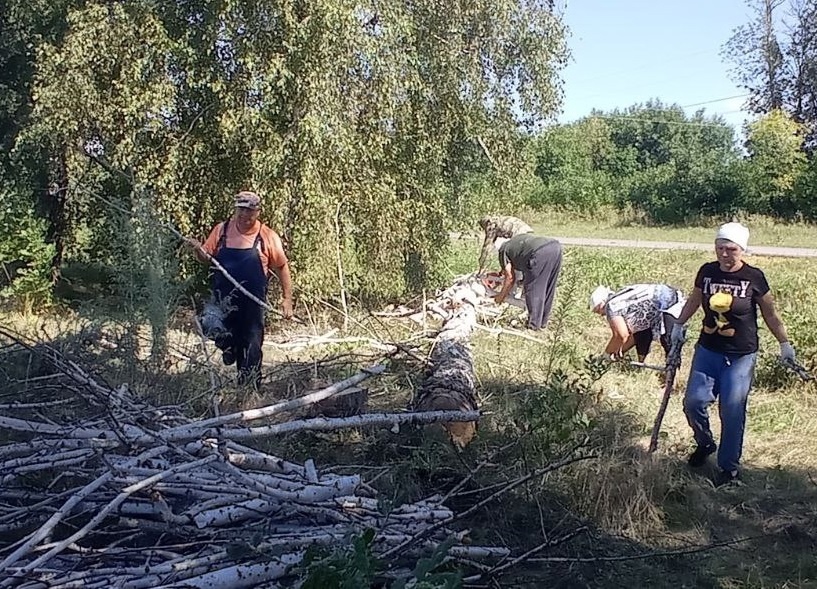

{"left": 415, "top": 282, "right": 480, "bottom": 449}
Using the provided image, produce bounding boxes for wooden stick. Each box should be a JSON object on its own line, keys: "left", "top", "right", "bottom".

{"left": 648, "top": 331, "right": 686, "bottom": 454}
{"left": 335, "top": 200, "right": 349, "bottom": 332}
{"left": 215, "top": 410, "right": 481, "bottom": 440}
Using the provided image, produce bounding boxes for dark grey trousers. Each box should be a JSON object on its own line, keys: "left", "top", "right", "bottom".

{"left": 521, "top": 241, "right": 563, "bottom": 330}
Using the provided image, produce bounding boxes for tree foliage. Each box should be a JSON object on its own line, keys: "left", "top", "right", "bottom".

{"left": 724, "top": 0, "right": 817, "bottom": 145}
{"left": 528, "top": 116, "right": 617, "bottom": 212}
{"left": 528, "top": 101, "right": 743, "bottom": 223}
{"left": 744, "top": 109, "right": 808, "bottom": 216}
{"left": 0, "top": 0, "right": 569, "bottom": 306}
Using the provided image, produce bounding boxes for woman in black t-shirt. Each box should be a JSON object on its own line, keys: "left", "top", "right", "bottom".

{"left": 670, "top": 222, "right": 798, "bottom": 487}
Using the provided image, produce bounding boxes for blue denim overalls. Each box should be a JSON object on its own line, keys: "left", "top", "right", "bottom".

{"left": 212, "top": 220, "right": 267, "bottom": 386}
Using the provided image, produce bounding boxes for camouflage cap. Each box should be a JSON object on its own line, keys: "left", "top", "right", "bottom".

{"left": 234, "top": 191, "right": 261, "bottom": 210}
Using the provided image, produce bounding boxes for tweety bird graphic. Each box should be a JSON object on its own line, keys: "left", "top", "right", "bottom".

{"left": 703, "top": 291, "right": 736, "bottom": 336}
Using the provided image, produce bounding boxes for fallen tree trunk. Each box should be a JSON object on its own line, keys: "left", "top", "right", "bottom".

{"left": 415, "top": 282, "right": 481, "bottom": 448}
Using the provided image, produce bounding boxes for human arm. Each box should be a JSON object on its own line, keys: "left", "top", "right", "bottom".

{"left": 667, "top": 287, "right": 701, "bottom": 345}
{"left": 758, "top": 292, "right": 789, "bottom": 344}
{"left": 758, "top": 291, "right": 794, "bottom": 359}
{"left": 493, "top": 260, "right": 515, "bottom": 305}
{"left": 265, "top": 229, "right": 294, "bottom": 319}
{"left": 477, "top": 229, "right": 494, "bottom": 273}
{"left": 603, "top": 316, "right": 632, "bottom": 358}
{"left": 184, "top": 225, "right": 220, "bottom": 264}
{"left": 674, "top": 287, "right": 702, "bottom": 326}
{"left": 272, "top": 262, "right": 294, "bottom": 319}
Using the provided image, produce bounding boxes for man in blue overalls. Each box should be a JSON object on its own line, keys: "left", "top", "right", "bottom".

{"left": 187, "top": 191, "right": 293, "bottom": 387}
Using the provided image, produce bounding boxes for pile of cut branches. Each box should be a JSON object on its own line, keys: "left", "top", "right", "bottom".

{"left": 0, "top": 327, "right": 588, "bottom": 587}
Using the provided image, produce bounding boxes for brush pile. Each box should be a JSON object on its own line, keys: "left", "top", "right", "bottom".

{"left": 0, "top": 328, "right": 495, "bottom": 588}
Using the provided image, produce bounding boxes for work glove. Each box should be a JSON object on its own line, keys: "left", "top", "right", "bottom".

{"left": 670, "top": 323, "right": 686, "bottom": 345}
{"left": 779, "top": 341, "right": 796, "bottom": 363}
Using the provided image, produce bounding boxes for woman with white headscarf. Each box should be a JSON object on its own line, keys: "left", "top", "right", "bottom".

{"left": 670, "top": 222, "right": 797, "bottom": 487}
{"left": 589, "top": 283, "right": 685, "bottom": 363}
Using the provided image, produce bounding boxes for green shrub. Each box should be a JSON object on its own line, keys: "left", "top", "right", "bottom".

{"left": 0, "top": 182, "right": 55, "bottom": 310}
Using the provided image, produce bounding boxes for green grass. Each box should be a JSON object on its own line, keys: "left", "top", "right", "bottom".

{"left": 520, "top": 208, "right": 817, "bottom": 249}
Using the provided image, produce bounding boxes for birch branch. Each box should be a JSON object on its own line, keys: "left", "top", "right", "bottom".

{"left": 151, "top": 554, "right": 304, "bottom": 589}
{"left": 0, "top": 310, "right": 594, "bottom": 586}
{"left": 155, "top": 363, "right": 386, "bottom": 443}
{"left": 214, "top": 410, "right": 481, "bottom": 440}
{"left": 0, "top": 445, "right": 170, "bottom": 573}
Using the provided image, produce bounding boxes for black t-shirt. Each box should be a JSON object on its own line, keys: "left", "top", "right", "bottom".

{"left": 498, "top": 234, "right": 557, "bottom": 269}
{"left": 694, "top": 261, "right": 770, "bottom": 354}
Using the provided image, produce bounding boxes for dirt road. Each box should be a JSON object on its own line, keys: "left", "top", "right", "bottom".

{"left": 554, "top": 236, "right": 817, "bottom": 258}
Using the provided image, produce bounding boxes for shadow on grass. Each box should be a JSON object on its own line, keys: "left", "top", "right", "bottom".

{"left": 305, "top": 373, "right": 817, "bottom": 589}
{"left": 239, "top": 367, "right": 817, "bottom": 588}
{"left": 475, "top": 372, "right": 817, "bottom": 588}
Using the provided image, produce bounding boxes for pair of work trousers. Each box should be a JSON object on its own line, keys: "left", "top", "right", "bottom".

{"left": 633, "top": 311, "right": 679, "bottom": 360}
{"left": 521, "top": 241, "right": 563, "bottom": 330}
{"left": 683, "top": 344, "right": 757, "bottom": 473}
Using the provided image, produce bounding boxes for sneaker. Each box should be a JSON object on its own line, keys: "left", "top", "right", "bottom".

{"left": 222, "top": 349, "right": 236, "bottom": 366}
{"left": 714, "top": 469, "right": 741, "bottom": 487}
{"left": 687, "top": 444, "right": 717, "bottom": 467}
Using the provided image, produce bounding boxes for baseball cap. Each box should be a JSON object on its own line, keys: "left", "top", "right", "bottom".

{"left": 235, "top": 191, "right": 261, "bottom": 210}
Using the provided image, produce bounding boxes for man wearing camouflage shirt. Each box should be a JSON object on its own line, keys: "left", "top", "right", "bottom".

{"left": 477, "top": 215, "right": 533, "bottom": 274}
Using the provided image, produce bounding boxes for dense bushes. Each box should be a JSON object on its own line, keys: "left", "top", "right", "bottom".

{"left": 526, "top": 104, "right": 817, "bottom": 224}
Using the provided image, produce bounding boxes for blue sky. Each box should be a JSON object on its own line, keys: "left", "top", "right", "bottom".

{"left": 558, "top": 0, "right": 753, "bottom": 132}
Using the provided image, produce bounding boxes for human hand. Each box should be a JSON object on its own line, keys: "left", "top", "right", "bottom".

{"left": 184, "top": 237, "right": 204, "bottom": 252}
{"left": 493, "top": 294, "right": 506, "bottom": 305}
{"left": 780, "top": 341, "right": 796, "bottom": 362}
{"left": 281, "top": 298, "right": 294, "bottom": 320}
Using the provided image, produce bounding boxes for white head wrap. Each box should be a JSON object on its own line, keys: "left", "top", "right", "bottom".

{"left": 716, "top": 222, "right": 749, "bottom": 250}
{"left": 589, "top": 285, "right": 613, "bottom": 310}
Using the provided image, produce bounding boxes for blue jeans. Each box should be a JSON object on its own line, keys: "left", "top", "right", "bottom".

{"left": 683, "top": 344, "right": 757, "bottom": 473}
